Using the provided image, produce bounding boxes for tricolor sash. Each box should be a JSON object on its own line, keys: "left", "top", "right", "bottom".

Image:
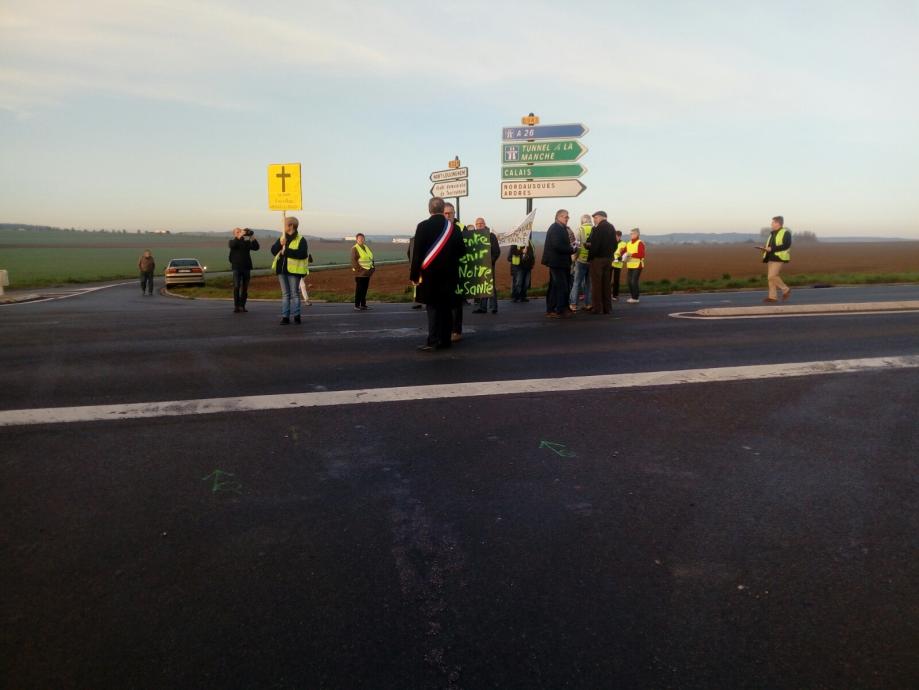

{"left": 421, "top": 218, "right": 453, "bottom": 270}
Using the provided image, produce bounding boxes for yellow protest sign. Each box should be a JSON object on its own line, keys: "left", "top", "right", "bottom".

{"left": 267, "top": 163, "right": 302, "bottom": 210}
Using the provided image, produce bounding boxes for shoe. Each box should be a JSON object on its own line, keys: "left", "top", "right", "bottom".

{"left": 545, "top": 312, "right": 561, "bottom": 319}
{"left": 234, "top": 307, "right": 240, "bottom": 313}
{"left": 354, "top": 306, "right": 362, "bottom": 311}
{"left": 782, "top": 288, "right": 792, "bottom": 301}
{"left": 763, "top": 297, "right": 777, "bottom": 303}
{"left": 612, "top": 297, "right": 619, "bottom": 302}
{"left": 417, "top": 344, "right": 434, "bottom": 352}
{"left": 451, "top": 332, "right": 462, "bottom": 342}
{"left": 472, "top": 308, "right": 486, "bottom": 314}
{"left": 280, "top": 317, "right": 290, "bottom": 325}
{"left": 306, "top": 301, "right": 312, "bottom": 306}
{"left": 241, "top": 307, "right": 247, "bottom": 312}
{"left": 412, "top": 304, "right": 423, "bottom": 309}
{"left": 491, "top": 309, "right": 497, "bottom": 314}
{"left": 569, "top": 304, "right": 578, "bottom": 312}
{"left": 294, "top": 315, "right": 301, "bottom": 324}
{"left": 362, "top": 305, "right": 371, "bottom": 310}
{"left": 627, "top": 298, "right": 639, "bottom": 303}
{"left": 521, "top": 298, "right": 530, "bottom": 302}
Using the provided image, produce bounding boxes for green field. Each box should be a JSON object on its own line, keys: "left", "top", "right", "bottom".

{"left": 0, "top": 227, "right": 411, "bottom": 287}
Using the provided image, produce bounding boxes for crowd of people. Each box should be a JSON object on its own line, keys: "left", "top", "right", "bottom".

{"left": 138, "top": 208, "right": 793, "bottom": 341}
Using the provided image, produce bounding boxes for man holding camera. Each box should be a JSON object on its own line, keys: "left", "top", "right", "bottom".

{"left": 228, "top": 227, "right": 260, "bottom": 313}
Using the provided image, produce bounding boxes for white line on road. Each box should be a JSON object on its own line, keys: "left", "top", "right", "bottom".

{"left": 1, "top": 355, "right": 918, "bottom": 428}
{"left": 670, "top": 301, "right": 919, "bottom": 320}
{"left": 0, "top": 282, "right": 133, "bottom": 307}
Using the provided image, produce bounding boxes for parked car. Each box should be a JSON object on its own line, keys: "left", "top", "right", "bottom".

{"left": 164, "top": 258, "right": 206, "bottom": 286}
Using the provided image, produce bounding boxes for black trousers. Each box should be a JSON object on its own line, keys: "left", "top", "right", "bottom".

{"left": 628, "top": 267, "right": 642, "bottom": 299}
{"left": 232, "top": 268, "right": 250, "bottom": 307}
{"left": 589, "top": 258, "right": 612, "bottom": 314}
{"left": 426, "top": 303, "right": 453, "bottom": 348}
{"left": 452, "top": 300, "right": 464, "bottom": 334}
{"left": 612, "top": 267, "right": 622, "bottom": 298}
{"left": 140, "top": 271, "right": 154, "bottom": 294}
{"left": 354, "top": 276, "right": 370, "bottom": 307}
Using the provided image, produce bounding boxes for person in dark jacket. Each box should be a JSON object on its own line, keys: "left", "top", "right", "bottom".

{"left": 508, "top": 238, "right": 535, "bottom": 302}
{"left": 472, "top": 218, "right": 501, "bottom": 314}
{"left": 228, "top": 227, "right": 260, "bottom": 313}
{"left": 410, "top": 197, "right": 465, "bottom": 351}
{"left": 137, "top": 249, "right": 155, "bottom": 296}
{"left": 541, "top": 209, "right": 577, "bottom": 317}
{"left": 757, "top": 215, "right": 792, "bottom": 302}
{"left": 587, "top": 211, "right": 616, "bottom": 314}
{"left": 270, "top": 216, "right": 309, "bottom": 325}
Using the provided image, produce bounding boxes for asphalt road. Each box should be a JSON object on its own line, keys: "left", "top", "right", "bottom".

{"left": 2, "top": 282, "right": 918, "bottom": 689}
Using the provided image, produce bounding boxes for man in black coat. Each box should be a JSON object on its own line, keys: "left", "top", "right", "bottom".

{"left": 587, "top": 211, "right": 616, "bottom": 314}
{"left": 410, "top": 197, "right": 465, "bottom": 351}
{"left": 541, "top": 209, "right": 577, "bottom": 317}
{"left": 228, "top": 227, "right": 260, "bottom": 313}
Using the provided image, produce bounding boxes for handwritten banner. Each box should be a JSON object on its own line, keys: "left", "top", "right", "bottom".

{"left": 497, "top": 210, "right": 537, "bottom": 247}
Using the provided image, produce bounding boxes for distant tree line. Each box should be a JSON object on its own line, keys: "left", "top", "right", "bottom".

{"left": 759, "top": 227, "right": 818, "bottom": 243}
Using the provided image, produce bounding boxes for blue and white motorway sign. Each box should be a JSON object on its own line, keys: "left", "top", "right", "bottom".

{"left": 501, "top": 123, "right": 589, "bottom": 141}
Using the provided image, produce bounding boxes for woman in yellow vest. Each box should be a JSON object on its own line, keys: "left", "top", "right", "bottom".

{"left": 270, "top": 216, "right": 309, "bottom": 325}
{"left": 621, "top": 227, "right": 646, "bottom": 303}
{"left": 756, "top": 215, "right": 792, "bottom": 302}
{"left": 350, "top": 233, "right": 375, "bottom": 311}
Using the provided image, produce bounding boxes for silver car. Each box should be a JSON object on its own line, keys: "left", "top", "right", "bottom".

{"left": 164, "top": 258, "right": 206, "bottom": 286}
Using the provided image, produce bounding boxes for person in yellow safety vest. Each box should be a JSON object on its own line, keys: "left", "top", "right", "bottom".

{"left": 508, "top": 238, "right": 536, "bottom": 302}
{"left": 270, "top": 216, "right": 309, "bottom": 325}
{"left": 620, "top": 227, "right": 646, "bottom": 303}
{"left": 569, "top": 214, "right": 593, "bottom": 311}
{"left": 611, "top": 229, "right": 627, "bottom": 301}
{"left": 756, "top": 215, "right": 792, "bottom": 302}
{"left": 350, "top": 232, "right": 375, "bottom": 311}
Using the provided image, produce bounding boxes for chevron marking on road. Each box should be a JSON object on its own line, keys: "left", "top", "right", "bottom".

{"left": 2, "top": 356, "right": 919, "bottom": 428}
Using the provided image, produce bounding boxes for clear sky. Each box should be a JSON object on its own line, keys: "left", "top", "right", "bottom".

{"left": 2, "top": 0, "right": 918, "bottom": 238}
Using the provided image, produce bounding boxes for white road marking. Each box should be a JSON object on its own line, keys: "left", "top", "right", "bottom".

{"left": 1, "top": 355, "right": 917, "bottom": 428}
{"left": 671, "top": 301, "right": 919, "bottom": 320}
{"left": 0, "top": 282, "right": 133, "bottom": 306}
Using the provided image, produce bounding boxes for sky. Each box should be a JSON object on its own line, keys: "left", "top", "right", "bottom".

{"left": 2, "top": 0, "right": 918, "bottom": 238}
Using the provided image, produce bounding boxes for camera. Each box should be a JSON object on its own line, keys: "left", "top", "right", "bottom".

{"left": 243, "top": 228, "right": 254, "bottom": 236}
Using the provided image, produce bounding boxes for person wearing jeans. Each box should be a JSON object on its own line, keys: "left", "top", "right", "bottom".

{"left": 228, "top": 227, "right": 260, "bottom": 313}
{"left": 569, "top": 214, "right": 593, "bottom": 311}
{"left": 138, "top": 250, "right": 155, "bottom": 296}
{"left": 270, "top": 216, "right": 309, "bottom": 324}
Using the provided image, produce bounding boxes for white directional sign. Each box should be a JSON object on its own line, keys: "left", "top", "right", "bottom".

{"left": 501, "top": 179, "right": 586, "bottom": 199}
{"left": 430, "top": 167, "right": 469, "bottom": 183}
{"left": 431, "top": 179, "right": 469, "bottom": 198}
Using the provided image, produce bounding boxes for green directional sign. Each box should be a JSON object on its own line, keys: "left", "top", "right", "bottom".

{"left": 502, "top": 140, "right": 587, "bottom": 163}
{"left": 501, "top": 163, "right": 586, "bottom": 180}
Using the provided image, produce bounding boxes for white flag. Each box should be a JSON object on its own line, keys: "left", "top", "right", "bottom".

{"left": 497, "top": 210, "right": 537, "bottom": 247}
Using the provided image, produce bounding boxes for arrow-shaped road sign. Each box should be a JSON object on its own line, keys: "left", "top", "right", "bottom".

{"left": 502, "top": 123, "right": 588, "bottom": 141}
{"left": 501, "top": 180, "right": 586, "bottom": 199}
{"left": 502, "top": 164, "right": 586, "bottom": 180}
{"left": 430, "top": 167, "right": 469, "bottom": 182}
{"left": 430, "top": 179, "right": 469, "bottom": 198}
{"left": 502, "top": 140, "right": 587, "bottom": 163}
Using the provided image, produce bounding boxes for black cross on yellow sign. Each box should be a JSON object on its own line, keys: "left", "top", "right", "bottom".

{"left": 267, "top": 163, "right": 302, "bottom": 210}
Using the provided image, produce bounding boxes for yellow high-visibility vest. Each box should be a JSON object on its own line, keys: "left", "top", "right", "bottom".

{"left": 272, "top": 235, "right": 309, "bottom": 275}
{"left": 577, "top": 224, "right": 592, "bottom": 263}
{"left": 612, "top": 240, "right": 628, "bottom": 268}
{"left": 763, "top": 228, "right": 791, "bottom": 262}
{"left": 625, "top": 239, "right": 644, "bottom": 269}
{"left": 354, "top": 243, "right": 374, "bottom": 270}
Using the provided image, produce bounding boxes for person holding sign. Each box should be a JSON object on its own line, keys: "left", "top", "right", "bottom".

{"left": 350, "top": 233, "right": 375, "bottom": 310}
{"left": 410, "top": 197, "right": 465, "bottom": 351}
{"left": 471, "top": 218, "right": 501, "bottom": 314}
{"left": 270, "top": 217, "right": 309, "bottom": 324}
